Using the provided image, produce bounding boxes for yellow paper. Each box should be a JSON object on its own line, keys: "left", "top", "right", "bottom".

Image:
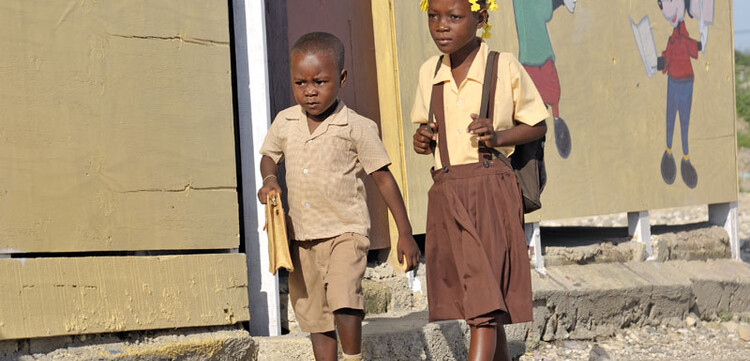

{"left": 265, "top": 190, "right": 293, "bottom": 275}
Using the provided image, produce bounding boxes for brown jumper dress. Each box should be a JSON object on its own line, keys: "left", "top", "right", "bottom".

{"left": 425, "top": 52, "right": 533, "bottom": 327}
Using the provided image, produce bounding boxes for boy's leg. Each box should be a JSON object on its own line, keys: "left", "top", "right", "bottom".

{"left": 334, "top": 308, "right": 363, "bottom": 357}
{"left": 310, "top": 331, "right": 338, "bottom": 361}
{"left": 325, "top": 233, "right": 368, "bottom": 359}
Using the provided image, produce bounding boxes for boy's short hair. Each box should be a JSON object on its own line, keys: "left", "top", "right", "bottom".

{"left": 290, "top": 32, "right": 345, "bottom": 72}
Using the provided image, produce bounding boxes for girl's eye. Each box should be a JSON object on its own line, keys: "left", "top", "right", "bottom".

{"left": 295, "top": 81, "right": 304, "bottom": 86}
{"left": 451, "top": 14, "right": 461, "bottom": 20}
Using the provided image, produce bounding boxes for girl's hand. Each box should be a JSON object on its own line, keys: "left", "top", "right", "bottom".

{"left": 467, "top": 113, "right": 501, "bottom": 147}
{"left": 413, "top": 123, "right": 437, "bottom": 154}
{"left": 257, "top": 176, "right": 282, "bottom": 204}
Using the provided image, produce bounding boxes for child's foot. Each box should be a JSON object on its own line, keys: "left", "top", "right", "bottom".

{"left": 660, "top": 149, "right": 676, "bottom": 184}
{"left": 680, "top": 155, "right": 698, "bottom": 189}
{"left": 553, "top": 117, "right": 571, "bottom": 159}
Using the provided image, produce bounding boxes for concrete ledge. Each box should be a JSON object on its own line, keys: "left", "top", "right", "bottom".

{"left": 0, "top": 328, "right": 255, "bottom": 361}
{"left": 6, "top": 260, "right": 750, "bottom": 361}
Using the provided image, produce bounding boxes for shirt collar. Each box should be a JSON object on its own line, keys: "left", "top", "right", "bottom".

{"left": 432, "top": 39, "right": 489, "bottom": 86}
{"left": 285, "top": 100, "right": 348, "bottom": 126}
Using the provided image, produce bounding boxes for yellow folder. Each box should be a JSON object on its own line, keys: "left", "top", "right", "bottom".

{"left": 265, "top": 190, "right": 293, "bottom": 275}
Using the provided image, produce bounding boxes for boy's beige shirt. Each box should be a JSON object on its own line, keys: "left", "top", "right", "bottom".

{"left": 411, "top": 41, "right": 550, "bottom": 169}
{"left": 260, "top": 101, "right": 390, "bottom": 241}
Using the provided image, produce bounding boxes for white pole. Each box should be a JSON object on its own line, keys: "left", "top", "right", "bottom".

{"left": 232, "top": 0, "right": 281, "bottom": 336}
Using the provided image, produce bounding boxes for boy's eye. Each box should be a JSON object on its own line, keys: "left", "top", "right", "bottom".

{"left": 295, "top": 81, "right": 304, "bottom": 86}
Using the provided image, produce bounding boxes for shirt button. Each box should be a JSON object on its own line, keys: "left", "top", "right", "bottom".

{"left": 307, "top": 140, "right": 312, "bottom": 144}
{"left": 304, "top": 202, "right": 310, "bottom": 208}
{"left": 457, "top": 100, "right": 462, "bottom": 105}
{"left": 303, "top": 169, "right": 308, "bottom": 174}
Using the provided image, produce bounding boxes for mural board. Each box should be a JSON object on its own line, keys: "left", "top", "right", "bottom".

{"left": 378, "top": 0, "right": 737, "bottom": 233}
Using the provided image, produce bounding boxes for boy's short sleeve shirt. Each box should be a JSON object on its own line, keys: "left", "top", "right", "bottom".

{"left": 260, "top": 101, "right": 391, "bottom": 241}
{"left": 410, "top": 41, "right": 550, "bottom": 169}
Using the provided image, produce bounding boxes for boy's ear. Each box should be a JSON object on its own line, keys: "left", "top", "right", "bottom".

{"left": 339, "top": 69, "right": 348, "bottom": 87}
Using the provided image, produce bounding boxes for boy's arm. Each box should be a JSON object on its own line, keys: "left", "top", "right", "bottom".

{"left": 257, "top": 155, "right": 281, "bottom": 204}
{"left": 369, "top": 166, "right": 421, "bottom": 271}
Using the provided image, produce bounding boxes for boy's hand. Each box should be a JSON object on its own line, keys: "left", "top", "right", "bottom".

{"left": 257, "top": 176, "right": 282, "bottom": 204}
{"left": 467, "top": 113, "right": 501, "bottom": 147}
{"left": 397, "top": 233, "right": 421, "bottom": 272}
{"left": 413, "top": 123, "right": 437, "bottom": 154}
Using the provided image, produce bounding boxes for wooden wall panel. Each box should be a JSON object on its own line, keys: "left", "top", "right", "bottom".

{"left": 0, "top": 254, "right": 249, "bottom": 340}
{"left": 0, "top": 1, "right": 238, "bottom": 252}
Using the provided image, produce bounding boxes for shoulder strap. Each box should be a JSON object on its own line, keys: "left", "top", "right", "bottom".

{"left": 479, "top": 51, "right": 506, "bottom": 164}
{"left": 427, "top": 55, "right": 450, "bottom": 167}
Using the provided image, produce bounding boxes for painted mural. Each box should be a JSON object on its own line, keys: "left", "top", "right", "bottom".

{"left": 513, "top": 0, "right": 576, "bottom": 159}
{"left": 631, "top": 0, "right": 714, "bottom": 189}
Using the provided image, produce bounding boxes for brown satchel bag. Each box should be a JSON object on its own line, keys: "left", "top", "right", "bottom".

{"left": 427, "top": 51, "right": 547, "bottom": 213}
{"left": 265, "top": 190, "right": 294, "bottom": 274}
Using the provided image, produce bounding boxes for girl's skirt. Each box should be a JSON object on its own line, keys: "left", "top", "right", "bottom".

{"left": 425, "top": 159, "right": 533, "bottom": 326}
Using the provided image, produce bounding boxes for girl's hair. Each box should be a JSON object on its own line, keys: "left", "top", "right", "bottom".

{"left": 420, "top": 0, "right": 498, "bottom": 38}
{"left": 657, "top": 0, "right": 694, "bottom": 18}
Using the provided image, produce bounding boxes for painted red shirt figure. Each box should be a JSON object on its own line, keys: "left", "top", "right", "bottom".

{"left": 660, "top": 21, "right": 701, "bottom": 80}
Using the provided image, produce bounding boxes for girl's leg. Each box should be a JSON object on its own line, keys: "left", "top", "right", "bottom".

{"left": 468, "top": 326, "right": 496, "bottom": 361}
{"left": 493, "top": 325, "right": 511, "bottom": 361}
{"left": 310, "top": 331, "right": 338, "bottom": 361}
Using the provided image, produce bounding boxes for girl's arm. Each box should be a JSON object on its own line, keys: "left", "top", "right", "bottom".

{"left": 370, "top": 166, "right": 421, "bottom": 271}
{"left": 467, "top": 114, "right": 547, "bottom": 147}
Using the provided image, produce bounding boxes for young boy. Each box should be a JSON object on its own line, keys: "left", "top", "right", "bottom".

{"left": 257, "top": 32, "right": 420, "bottom": 361}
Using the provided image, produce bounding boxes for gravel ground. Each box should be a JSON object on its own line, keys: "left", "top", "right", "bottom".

{"left": 519, "top": 320, "right": 750, "bottom": 361}
{"left": 520, "top": 148, "right": 750, "bottom": 360}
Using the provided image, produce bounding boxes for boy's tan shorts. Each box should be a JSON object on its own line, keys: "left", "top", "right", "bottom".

{"left": 289, "top": 232, "right": 370, "bottom": 333}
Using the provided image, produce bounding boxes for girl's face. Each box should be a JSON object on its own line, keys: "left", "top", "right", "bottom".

{"left": 427, "top": 0, "right": 486, "bottom": 54}
{"left": 661, "top": 0, "right": 686, "bottom": 28}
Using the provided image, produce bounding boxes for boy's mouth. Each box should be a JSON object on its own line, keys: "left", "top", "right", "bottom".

{"left": 435, "top": 38, "right": 452, "bottom": 46}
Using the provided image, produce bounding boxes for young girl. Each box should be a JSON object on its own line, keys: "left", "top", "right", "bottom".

{"left": 411, "top": 0, "right": 549, "bottom": 360}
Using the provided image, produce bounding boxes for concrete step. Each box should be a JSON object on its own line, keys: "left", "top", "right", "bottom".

{"left": 7, "top": 259, "right": 749, "bottom": 361}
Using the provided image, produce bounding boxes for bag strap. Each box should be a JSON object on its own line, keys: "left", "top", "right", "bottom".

{"left": 427, "top": 55, "right": 450, "bottom": 167}
{"left": 479, "top": 51, "right": 509, "bottom": 167}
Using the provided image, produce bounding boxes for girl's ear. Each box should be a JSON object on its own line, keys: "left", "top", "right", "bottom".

{"left": 475, "top": 8, "right": 488, "bottom": 29}
{"left": 339, "top": 69, "right": 348, "bottom": 87}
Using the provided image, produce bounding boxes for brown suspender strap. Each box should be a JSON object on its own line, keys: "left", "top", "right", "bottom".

{"left": 479, "top": 51, "right": 500, "bottom": 162}
{"left": 428, "top": 51, "right": 501, "bottom": 168}
{"left": 427, "top": 55, "right": 450, "bottom": 167}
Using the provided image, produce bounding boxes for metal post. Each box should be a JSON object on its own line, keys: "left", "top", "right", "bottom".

{"left": 231, "top": 0, "right": 281, "bottom": 336}
{"left": 628, "top": 211, "right": 652, "bottom": 259}
{"left": 525, "top": 222, "right": 544, "bottom": 274}
{"left": 709, "top": 202, "right": 740, "bottom": 260}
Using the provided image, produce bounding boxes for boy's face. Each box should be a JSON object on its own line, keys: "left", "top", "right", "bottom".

{"left": 290, "top": 51, "right": 346, "bottom": 119}
{"left": 427, "top": 0, "right": 485, "bottom": 54}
